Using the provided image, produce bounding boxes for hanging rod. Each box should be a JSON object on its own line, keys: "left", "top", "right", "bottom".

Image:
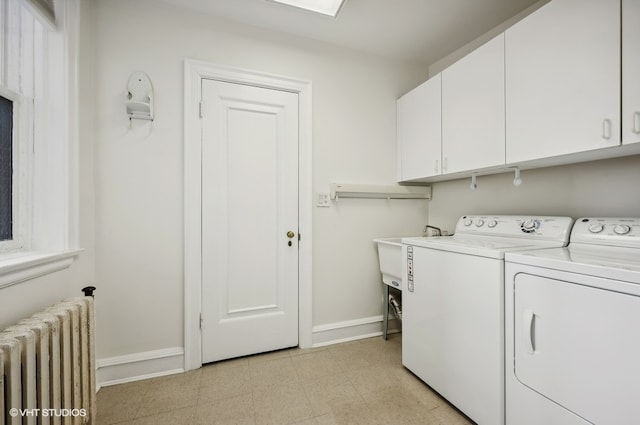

{"left": 330, "top": 183, "right": 431, "bottom": 200}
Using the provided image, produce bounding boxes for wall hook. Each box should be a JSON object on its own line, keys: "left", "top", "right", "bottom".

{"left": 126, "top": 71, "right": 154, "bottom": 121}
{"left": 513, "top": 167, "right": 523, "bottom": 187}
{"left": 470, "top": 174, "right": 478, "bottom": 190}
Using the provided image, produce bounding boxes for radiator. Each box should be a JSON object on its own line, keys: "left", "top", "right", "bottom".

{"left": 0, "top": 297, "right": 96, "bottom": 425}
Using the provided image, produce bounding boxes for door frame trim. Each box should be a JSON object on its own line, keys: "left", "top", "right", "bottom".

{"left": 183, "top": 59, "right": 313, "bottom": 370}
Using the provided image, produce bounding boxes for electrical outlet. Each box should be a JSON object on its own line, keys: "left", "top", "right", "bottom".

{"left": 316, "top": 192, "right": 330, "bottom": 207}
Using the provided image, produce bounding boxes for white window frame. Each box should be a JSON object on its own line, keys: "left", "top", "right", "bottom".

{"left": 0, "top": 0, "right": 82, "bottom": 289}
{"left": 0, "top": 85, "right": 30, "bottom": 254}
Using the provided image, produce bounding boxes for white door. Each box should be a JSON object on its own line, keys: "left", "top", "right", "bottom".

{"left": 201, "top": 79, "right": 299, "bottom": 363}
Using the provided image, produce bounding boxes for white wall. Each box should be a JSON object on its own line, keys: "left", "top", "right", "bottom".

{"left": 0, "top": 0, "right": 95, "bottom": 329}
{"left": 427, "top": 155, "right": 640, "bottom": 233}
{"left": 92, "top": 0, "right": 429, "bottom": 378}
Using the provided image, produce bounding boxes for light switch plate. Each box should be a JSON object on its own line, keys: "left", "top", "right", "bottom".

{"left": 316, "top": 192, "right": 330, "bottom": 207}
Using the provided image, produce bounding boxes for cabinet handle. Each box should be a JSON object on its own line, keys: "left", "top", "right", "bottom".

{"left": 443, "top": 157, "right": 448, "bottom": 173}
{"left": 523, "top": 309, "right": 535, "bottom": 354}
{"left": 434, "top": 159, "right": 439, "bottom": 174}
{"left": 634, "top": 112, "right": 640, "bottom": 134}
{"left": 602, "top": 119, "right": 612, "bottom": 140}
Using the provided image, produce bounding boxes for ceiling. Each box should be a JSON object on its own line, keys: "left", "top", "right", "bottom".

{"left": 159, "top": 0, "right": 541, "bottom": 65}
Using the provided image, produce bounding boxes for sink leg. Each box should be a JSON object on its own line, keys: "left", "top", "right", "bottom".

{"left": 383, "top": 284, "right": 389, "bottom": 340}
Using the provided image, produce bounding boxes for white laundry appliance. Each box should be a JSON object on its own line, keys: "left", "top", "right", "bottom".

{"left": 402, "top": 215, "right": 573, "bottom": 425}
{"left": 505, "top": 217, "right": 640, "bottom": 425}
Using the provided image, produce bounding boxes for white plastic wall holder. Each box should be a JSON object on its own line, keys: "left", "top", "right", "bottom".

{"left": 126, "top": 71, "right": 154, "bottom": 121}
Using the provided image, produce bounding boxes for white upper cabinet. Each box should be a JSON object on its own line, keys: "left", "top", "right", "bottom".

{"left": 442, "top": 34, "right": 505, "bottom": 174}
{"left": 623, "top": 0, "right": 640, "bottom": 145}
{"left": 505, "top": 0, "right": 621, "bottom": 163}
{"left": 397, "top": 74, "right": 442, "bottom": 181}
{"left": 397, "top": 0, "right": 635, "bottom": 182}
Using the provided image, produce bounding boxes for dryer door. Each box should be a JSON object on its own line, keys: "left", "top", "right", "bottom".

{"left": 514, "top": 273, "right": 640, "bottom": 424}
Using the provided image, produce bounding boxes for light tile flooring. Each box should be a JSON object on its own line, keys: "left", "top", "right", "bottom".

{"left": 97, "top": 335, "right": 473, "bottom": 425}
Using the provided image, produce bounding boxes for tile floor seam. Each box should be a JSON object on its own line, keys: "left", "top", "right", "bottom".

{"left": 249, "top": 390, "right": 257, "bottom": 425}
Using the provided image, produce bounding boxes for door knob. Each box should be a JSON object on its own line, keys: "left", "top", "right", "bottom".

{"left": 287, "top": 231, "right": 295, "bottom": 239}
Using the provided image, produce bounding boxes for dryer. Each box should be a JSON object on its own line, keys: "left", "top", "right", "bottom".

{"left": 505, "top": 217, "right": 640, "bottom": 425}
{"left": 402, "top": 215, "right": 573, "bottom": 425}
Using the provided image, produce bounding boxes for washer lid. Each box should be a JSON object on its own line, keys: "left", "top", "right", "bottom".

{"left": 506, "top": 245, "right": 640, "bottom": 284}
{"left": 402, "top": 234, "right": 568, "bottom": 259}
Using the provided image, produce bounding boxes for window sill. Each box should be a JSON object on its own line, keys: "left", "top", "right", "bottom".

{"left": 0, "top": 249, "right": 84, "bottom": 290}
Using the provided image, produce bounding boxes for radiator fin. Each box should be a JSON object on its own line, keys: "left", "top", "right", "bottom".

{"left": 0, "top": 297, "right": 95, "bottom": 425}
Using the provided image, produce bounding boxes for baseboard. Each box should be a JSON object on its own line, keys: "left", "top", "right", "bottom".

{"left": 96, "top": 318, "right": 400, "bottom": 387}
{"left": 97, "top": 347, "right": 185, "bottom": 387}
{"left": 311, "top": 315, "right": 401, "bottom": 347}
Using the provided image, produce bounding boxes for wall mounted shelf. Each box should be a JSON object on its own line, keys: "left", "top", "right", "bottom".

{"left": 330, "top": 183, "right": 431, "bottom": 200}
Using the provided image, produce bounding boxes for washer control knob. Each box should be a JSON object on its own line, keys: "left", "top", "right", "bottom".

{"left": 475, "top": 219, "right": 485, "bottom": 227}
{"left": 588, "top": 223, "right": 604, "bottom": 233}
{"left": 521, "top": 219, "right": 538, "bottom": 233}
{"left": 614, "top": 224, "right": 631, "bottom": 235}
{"left": 487, "top": 220, "right": 498, "bottom": 228}
{"left": 463, "top": 218, "right": 473, "bottom": 227}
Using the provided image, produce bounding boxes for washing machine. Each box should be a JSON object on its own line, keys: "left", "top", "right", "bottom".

{"left": 401, "top": 215, "right": 573, "bottom": 425}
{"left": 505, "top": 217, "right": 640, "bottom": 425}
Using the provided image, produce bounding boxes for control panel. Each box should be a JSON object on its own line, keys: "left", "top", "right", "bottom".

{"left": 455, "top": 215, "right": 573, "bottom": 242}
{"left": 570, "top": 217, "right": 640, "bottom": 248}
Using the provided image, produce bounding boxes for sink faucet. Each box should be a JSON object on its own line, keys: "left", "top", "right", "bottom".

{"left": 423, "top": 225, "right": 442, "bottom": 237}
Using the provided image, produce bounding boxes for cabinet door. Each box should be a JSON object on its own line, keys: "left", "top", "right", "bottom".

{"left": 623, "top": 0, "right": 640, "bottom": 145}
{"left": 505, "top": 0, "right": 620, "bottom": 163}
{"left": 397, "top": 74, "right": 441, "bottom": 181}
{"left": 442, "top": 34, "right": 505, "bottom": 174}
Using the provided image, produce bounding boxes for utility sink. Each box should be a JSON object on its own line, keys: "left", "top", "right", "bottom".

{"left": 373, "top": 238, "right": 404, "bottom": 289}
{"left": 374, "top": 237, "right": 407, "bottom": 339}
